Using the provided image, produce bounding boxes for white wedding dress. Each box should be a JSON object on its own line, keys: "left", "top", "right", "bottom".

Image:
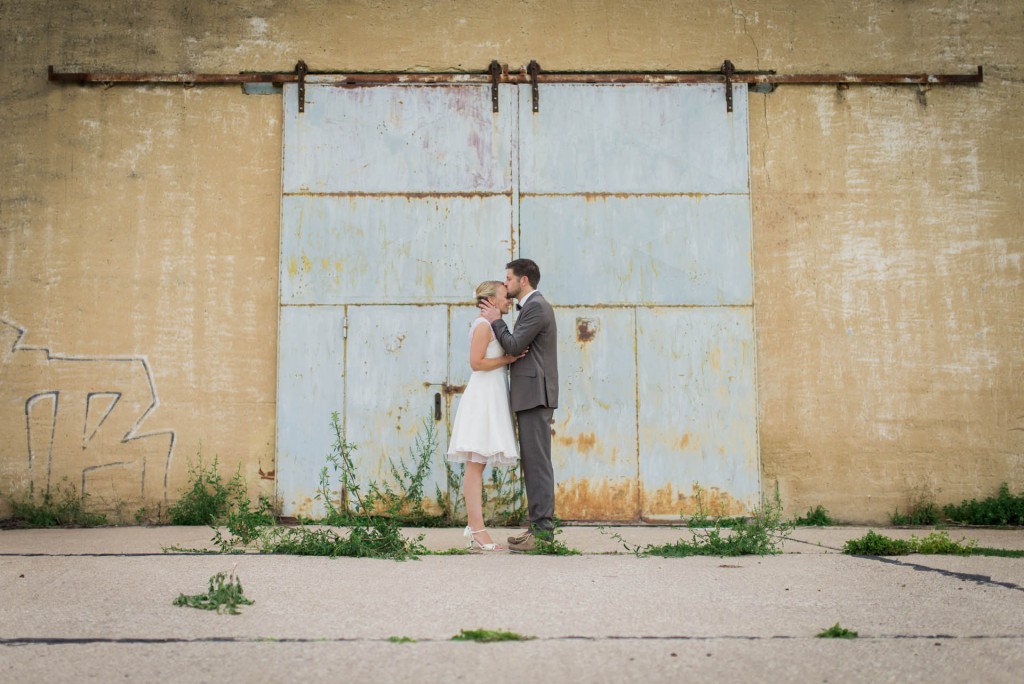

{"left": 446, "top": 318, "right": 520, "bottom": 467}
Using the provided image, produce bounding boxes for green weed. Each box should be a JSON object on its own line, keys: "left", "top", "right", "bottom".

{"left": 633, "top": 486, "right": 793, "bottom": 558}
{"left": 843, "top": 530, "right": 975, "bottom": 556}
{"left": 427, "top": 547, "right": 472, "bottom": 556}
{"left": 913, "top": 531, "right": 976, "bottom": 555}
{"left": 172, "top": 569, "right": 254, "bottom": 615}
{"left": 451, "top": 629, "right": 534, "bottom": 643}
{"left": 5, "top": 479, "right": 108, "bottom": 528}
{"left": 817, "top": 623, "right": 858, "bottom": 639}
{"left": 257, "top": 524, "right": 425, "bottom": 561}
{"left": 169, "top": 455, "right": 250, "bottom": 526}
{"left": 890, "top": 503, "right": 942, "bottom": 526}
{"left": 794, "top": 505, "right": 835, "bottom": 526}
{"left": 970, "top": 547, "right": 1024, "bottom": 558}
{"left": 843, "top": 530, "right": 915, "bottom": 555}
{"left": 388, "top": 636, "right": 417, "bottom": 643}
{"left": 943, "top": 483, "right": 1024, "bottom": 526}
{"left": 201, "top": 412, "right": 426, "bottom": 561}
{"left": 527, "top": 528, "right": 581, "bottom": 556}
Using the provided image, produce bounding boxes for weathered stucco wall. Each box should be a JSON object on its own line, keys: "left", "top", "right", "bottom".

{"left": 1, "top": 1, "right": 1021, "bottom": 522}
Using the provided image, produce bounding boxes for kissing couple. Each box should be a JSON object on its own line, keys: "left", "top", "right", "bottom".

{"left": 445, "top": 258, "right": 559, "bottom": 552}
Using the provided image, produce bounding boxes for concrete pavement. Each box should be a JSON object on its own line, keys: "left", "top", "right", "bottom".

{"left": 2, "top": 525, "right": 1022, "bottom": 682}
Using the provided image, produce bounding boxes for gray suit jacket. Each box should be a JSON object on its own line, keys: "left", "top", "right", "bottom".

{"left": 491, "top": 292, "right": 559, "bottom": 412}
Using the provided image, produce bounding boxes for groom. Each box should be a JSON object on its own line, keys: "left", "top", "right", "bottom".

{"left": 480, "top": 258, "right": 558, "bottom": 552}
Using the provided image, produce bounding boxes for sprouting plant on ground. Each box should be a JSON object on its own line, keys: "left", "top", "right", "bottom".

{"left": 890, "top": 483, "right": 943, "bottom": 526}
{"left": 817, "top": 623, "right": 858, "bottom": 639}
{"left": 913, "top": 531, "right": 976, "bottom": 555}
{"left": 943, "top": 483, "right": 1024, "bottom": 526}
{"left": 794, "top": 505, "right": 835, "bottom": 526}
{"left": 172, "top": 569, "right": 254, "bottom": 615}
{"left": 256, "top": 524, "right": 426, "bottom": 561}
{"left": 169, "top": 454, "right": 254, "bottom": 526}
{"left": 630, "top": 485, "right": 793, "bottom": 558}
{"left": 451, "top": 629, "right": 534, "bottom": 643}
{"left": 388, "top": 636, "right": 417, "bottom": 643}
{"left": 5, "top": 479, "right": 108, "bottom": 528}
{"left": 890, "top": 503, "right": 943, "bottom": 526}
{"left": 427, "top": 547, "right": 472, "bottom": 556}
{"left": 198, "top": 411, "right": 425, "bottom": 561}
{"left": 842, "top": 530, "right": 916, "bottom": 555}
{"left": 969, "top": 547, "right": 1024, "bottom": 558}
{"left": 527, "top": 527, "right": 582, "bottom": 556}
{"left": 843, "top": 530, "right": 975, "bottom": 556}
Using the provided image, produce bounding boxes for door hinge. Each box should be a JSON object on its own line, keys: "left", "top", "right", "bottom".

{"left": 489, "top": 59, "right": 502, "bottom": 113}
{"left": 528, "top": 60, "right": 541, "bottom": 113}
{"left": 721, "top": 59, "right": 735, "bottom": 113}
{"left": 295, "top": 60, "right": 308, "bottom": 114}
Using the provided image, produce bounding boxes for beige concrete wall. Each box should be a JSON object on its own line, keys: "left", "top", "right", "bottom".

{"left": 1, "top": 1, "right": 1020, "bottom": 522}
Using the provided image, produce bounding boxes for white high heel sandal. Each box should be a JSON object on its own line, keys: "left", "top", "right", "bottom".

{"left": 464, "top": 525, "right": 504, "bottom": 552}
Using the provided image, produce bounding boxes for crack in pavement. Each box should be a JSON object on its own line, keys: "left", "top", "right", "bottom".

{"left": 2, "top": 634, "right": 1023, "bottom": 647}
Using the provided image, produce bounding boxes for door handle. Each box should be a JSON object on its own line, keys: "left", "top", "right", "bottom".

{"left": 434, "top": 393, "right": 442, "bottom": 421}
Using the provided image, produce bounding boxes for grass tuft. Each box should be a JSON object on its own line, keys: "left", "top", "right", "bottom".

{"left": 794, "top": 505, "right": 835, "bottom": 526}
{"left": 172, "top": 569, "right": 254, "bottom": 615}
{"left": 5, "top": 479, "right": 108, "bottom": 528}
{"left": 451, "top": 629, "right": 534, "bottom": 643}
{"left": 843, "top": 530, "right": 975, "bottom": 556}
{"left": 817, "top": 623, "right": 858, "bottom": 639}
{"left": 943, "top": 483, "right": 1024, "bottom": 526}
{"left": 624, "top": 486, "right": 792, "bottom": 558}
{"left": 527, "top": 528, "right": 582, "bottom": 556}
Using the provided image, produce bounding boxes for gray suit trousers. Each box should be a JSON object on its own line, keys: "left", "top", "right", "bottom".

{"left": 516, "top": 405, "right": 555, "bottom": 532}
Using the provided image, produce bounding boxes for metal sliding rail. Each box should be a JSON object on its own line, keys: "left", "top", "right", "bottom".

{"left": 48, "top": 60, "right": 983, "bottom": 114}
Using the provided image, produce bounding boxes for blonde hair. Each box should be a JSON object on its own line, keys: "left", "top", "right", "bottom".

{"left": 474, "top": 280, "right": 504, "bottom": 305}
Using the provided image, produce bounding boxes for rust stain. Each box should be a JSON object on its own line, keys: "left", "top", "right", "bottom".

{"left": 556, "top": 477, "right": 638, "bottom": 521}
{"left": 292, "top": 496, "right": 316, "bottom": 519}
{"left": 576, "top": 317, "right": 598, "bottom": 343}
{"left": 286, "top": 256, "right": 298, "bottom": 278}
{"left": 300, "top": 254, "right": 312, "bottom": 272}
{"left": 556, "top": 432, "right": 598, "bottom": 452}
{"left": 677, "top": 432, "right": 697, "bottom": 450}
{"left": 641, "top": 483, "right": 747, "bottom": 518}
{"left": 258, "top": 468, "right": 276, "bottom": 481}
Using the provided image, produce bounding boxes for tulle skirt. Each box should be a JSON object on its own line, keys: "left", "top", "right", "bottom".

{"left": 446, "top": 368, "right": 519, "bottom": 468}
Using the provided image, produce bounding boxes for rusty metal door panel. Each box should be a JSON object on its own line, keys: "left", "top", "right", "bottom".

{"left": 636, "top": 308, "right": 760, "bottom": 519}
{"left": 552, "top": 309, "right": 640, "bottom": 520}
{"left": 277, "top": 81, "right": 759, "bottom": 521}
{"left": 280, "top": 195, "right": 514, "bottom": 305}
{"left": 518, "top": 84, "right": 749, "bottom": 194}
{"left": 344, "top": 305, "right": 450, "bottom": 507}
{"left": 282, "top": 83, "right": 514, "bottom": 193}
{"left": 276, "top": 306, "right": 346, "bottom": 518}
{"left": 519, "top": 195, "right": 752, "bottom": 306}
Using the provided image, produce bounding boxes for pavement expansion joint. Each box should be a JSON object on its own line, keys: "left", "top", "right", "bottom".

{"left": 3, "top": 635, "right": 1023, "bottom": 647}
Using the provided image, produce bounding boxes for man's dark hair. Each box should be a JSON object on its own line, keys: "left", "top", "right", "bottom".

{"left": 506, "top": 258, "right": 540, "bottom": 288}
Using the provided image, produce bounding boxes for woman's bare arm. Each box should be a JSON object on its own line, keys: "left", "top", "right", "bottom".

{"left": 469, "top": 322, "right": 525, "bottom": 371}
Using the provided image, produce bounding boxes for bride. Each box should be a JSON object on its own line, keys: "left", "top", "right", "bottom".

{"left": 446, "top": 281, "right": 526, "bottom": 551}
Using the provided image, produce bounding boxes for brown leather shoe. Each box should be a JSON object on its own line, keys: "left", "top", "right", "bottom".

{"left": 507, "top": 531, "right": 535, "bottom": 552}
{"left": 507, "top": 529, "right": 532, "bottom": 545}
